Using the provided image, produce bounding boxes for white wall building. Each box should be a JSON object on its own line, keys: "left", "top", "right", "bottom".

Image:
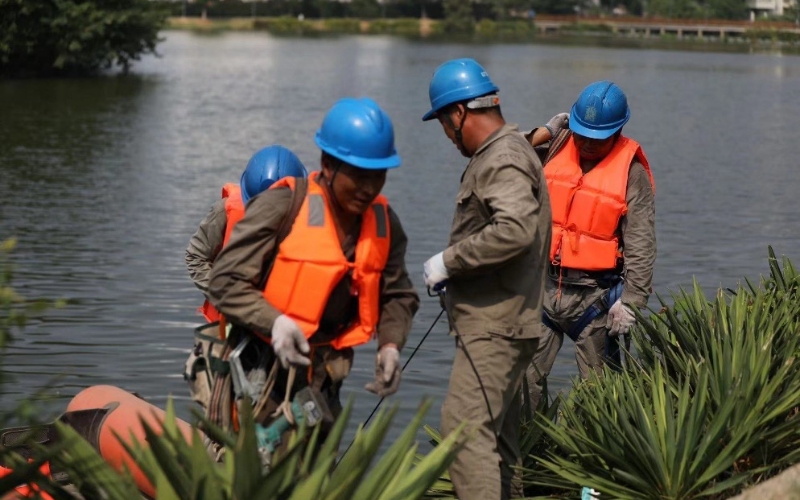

{"left": 747, "top": 0, "right": 796, "bottom": 17}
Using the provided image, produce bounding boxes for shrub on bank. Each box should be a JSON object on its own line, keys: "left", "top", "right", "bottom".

{"left": 560, "top": 21, "right": 615, "bottom": 34}
{"left": 0, "top": 0, "right": 169, "bottom": 77}
{"left": 475, "top": 19, "right": 536, "bottom": 40}
{"left": 525, "top": 247, "right": 800, "bottom": 499}
{"left": 253, "top": 16, "right": 311, "bottom": 34}
{"left": 367, "top": 18, "right": 421, "bottom": 36}
{"left": 323, "top": 18, "right": 362, "bottom": 33}
{"left": 746, "top": 28, "right": 800, "bottom": 44}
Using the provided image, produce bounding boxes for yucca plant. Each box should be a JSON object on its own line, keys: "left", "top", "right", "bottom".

{"left": 634, "top": 247, "right": 800, "bottom": 476}
{"left": 41, "top": 396, "right": 465, "bottom": 500}
{"left": 530, "top": 363, "right": 768, "bottom": 499}
{"left": 523, "top": 247, "right": 800, "bottom": 499}
{"left": 0, "top": 236, "right": 466, "bottom": 499}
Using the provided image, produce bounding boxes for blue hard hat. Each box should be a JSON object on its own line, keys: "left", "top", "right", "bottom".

{"left": 315, "top": 97, "right": 401, "bottom": 170}
{"left": 569, "top": 81, "right": 631, "bottom": 140}
{"left": 240, "top": 145, "right": 307, "bottom": 203}
{"left": 422, "top": 58, "right": 499, "bottom": 121}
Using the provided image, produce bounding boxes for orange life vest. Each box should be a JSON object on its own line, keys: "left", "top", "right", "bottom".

{"left": 260, "top": 175, "right": 391, "bottom": 350}
{"left": 199, "top": 183, "right": 245, "bottom": 323}
{"left": 0, "top": 462, "right": 54, "bottom": 499}
{"left": 544, "top": 135, "right": 654, "bottom": 272}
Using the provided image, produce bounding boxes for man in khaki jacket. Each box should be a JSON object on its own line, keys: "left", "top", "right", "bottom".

{"left": 207, "top": 97, "right": 419, "bottom": 435}
{"left": 421, "top": 58, "right": 552, "bottom": 500}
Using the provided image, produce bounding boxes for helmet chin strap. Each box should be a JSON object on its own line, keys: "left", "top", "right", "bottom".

{"left": 320, "top": 161, "right": 346, "bottom": 213}
{"left": 442, "top": 106, "right": 468, "bottom": 153}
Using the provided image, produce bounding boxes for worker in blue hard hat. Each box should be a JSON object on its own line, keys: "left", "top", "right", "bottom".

{"left": 421, "top": 57, "right": 552, "bottom": 500}
{"left": 524, "top": 80, "right": 656, "bottom": 415}
{"left": 205, "top": 97, "right": 419, "bottom": 440}
{"left": 183, "top": 145, "right": 307, "bottom": 411}
{"left": 186, "top": 145, "right": 308, "bottom": 325}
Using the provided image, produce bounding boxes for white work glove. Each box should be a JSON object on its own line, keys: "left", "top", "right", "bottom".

{"left": 271, "top": 314, "right": 311, "bottom": 369}
{"left": 423, "top": 252, "right": 448, "bottom": 292}
{"left": 544, "top": 112, "right": 570, "bottom": 137}
{"left": 606, "top": 299, "right": 636, "bottom": 336}
{"left": 365, "top": 345, "right": 401, "bottom": 397}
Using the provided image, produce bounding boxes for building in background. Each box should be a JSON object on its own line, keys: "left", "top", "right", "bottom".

{"left": 748, "top": 0, "right": 796, "bottom": 17}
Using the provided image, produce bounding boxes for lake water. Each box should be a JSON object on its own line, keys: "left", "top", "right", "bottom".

{"left": 1, "top": 31, "right": 799, "bottom": 443}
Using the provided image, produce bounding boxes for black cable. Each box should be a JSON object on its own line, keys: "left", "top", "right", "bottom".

{"left": 339, "top": 308, "right": 445, "bottom": 459}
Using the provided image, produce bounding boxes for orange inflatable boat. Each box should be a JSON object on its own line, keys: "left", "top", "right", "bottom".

{"left": 65, "top": 385, "right": 196, "bottom": 498}
{"left": 0, "top": 385, "right": 198, "bottom": 499}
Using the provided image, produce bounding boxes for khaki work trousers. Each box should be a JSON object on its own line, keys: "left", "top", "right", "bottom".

{"left": 441, "top": 332, "right": 538, "bottom": 500}
{"left": 525, "top": 279, "right": 621, "bottom": 412}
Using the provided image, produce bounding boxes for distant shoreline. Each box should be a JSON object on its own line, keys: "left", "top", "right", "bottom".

{"left": 164, "top": 16, "right": 800, "bottom": 54}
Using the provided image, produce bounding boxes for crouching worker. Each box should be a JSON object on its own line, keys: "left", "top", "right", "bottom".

{"left": 205, "top": 97, "right": 420, "bottom": 458}
{"left": 183, "top": 145, "right": 307, "bottom": 411}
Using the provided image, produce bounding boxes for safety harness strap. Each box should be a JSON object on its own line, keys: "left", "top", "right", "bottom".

{"left": 542, "top": 279, "right": 624, "bottom": 343}
{"left": 543, "top": 128, "right": 573, "bottom": 166}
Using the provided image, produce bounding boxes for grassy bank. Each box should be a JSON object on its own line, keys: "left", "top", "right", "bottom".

{"left": 166, "top": 16, "right": 441, "bottom": 36}
{"left": 165, "top": 16, "right": 800, "bottom": 49}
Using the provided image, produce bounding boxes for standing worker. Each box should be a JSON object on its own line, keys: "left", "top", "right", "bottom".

{"left": 525, "top": 80, "right": 656, "bottom": 413}
{"left": 207, "top": 97, "right": 419, "bottom": 434}
{"left": 421, "top": 58, "right": 552, "bottom": 500}
{"left": 186, "top": 145, "right": 308, "bottom": 324}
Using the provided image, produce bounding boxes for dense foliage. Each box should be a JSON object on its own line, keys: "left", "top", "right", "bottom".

{"left": 441, "top": 0, "right": 475, "bottom": 34}
{"left": 35, "top": 398, "right": 462, "bottom": 500}
{"left": 526, "top": 248, "right": 800, "bottom": 499}
{"left": 0, "top": 0, "right": 169, "bottom": 78}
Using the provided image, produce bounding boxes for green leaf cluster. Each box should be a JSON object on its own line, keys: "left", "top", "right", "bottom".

{"left": 1, "top": 396, "right": 464, "bottom": 499}
{"left": 0, "top": 0, "right": 169, "bottom": 77}
{"left": 442, "top": 0, "right": 474, "bottom": 34}
{"left": 524, "top": 247, "right": 800, "bottom": 499}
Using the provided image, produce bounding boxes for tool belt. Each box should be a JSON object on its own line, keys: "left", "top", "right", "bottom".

{"left": 196, "top": 322, "right": 355, "bottom": 448}
{"left": 252, "top": 344, "right": 353, "bottom": 425}
{"left": 183, "top": 321, "right": 230, "bottom": 411}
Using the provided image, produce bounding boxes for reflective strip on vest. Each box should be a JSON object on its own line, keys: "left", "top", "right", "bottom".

{"left": 262, "top": 174, "right": 390, "bottom": 350}
{"left": 544, "top": 136, "right": 654, "bottom": 271}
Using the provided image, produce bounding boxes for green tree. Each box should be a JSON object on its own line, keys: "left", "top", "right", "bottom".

{"left": 532, "top": 0, "right": 579, "bottom": 15}
{"left": 443, "top": 0, "right": 474, "bottom": 33}
{"left": 0, "top": 0, "right": 169, "bottom": 78}
{"left": 646, "top": 0, "right": 701, "bottom": 18}
{"left": 491, "top": 0, "right": 531, "bottom": 20}
{"left": 350, "top": 0, "right": 382, "bottom": 18}
{"left": 707, "top": 0, "right": 748, "bottom": 19}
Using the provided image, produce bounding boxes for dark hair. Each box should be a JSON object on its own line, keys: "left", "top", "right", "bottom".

{"left": 321, "top": 151, "right": 347, "bottom": 171}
